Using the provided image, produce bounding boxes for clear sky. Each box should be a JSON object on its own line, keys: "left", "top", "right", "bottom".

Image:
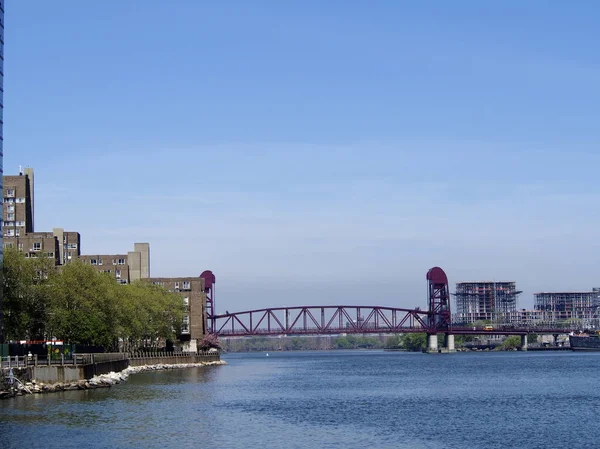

{"left": 6, "top": 1, "right": 600, "bottom": 312}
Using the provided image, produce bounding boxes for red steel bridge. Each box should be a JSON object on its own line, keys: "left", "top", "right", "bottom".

{"left": 204, "top": 267, "right": 573, "bottom": 338}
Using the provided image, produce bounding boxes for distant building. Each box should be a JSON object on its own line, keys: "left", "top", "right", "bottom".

{"left": 146, "top": 276, "right": 207, "bottom": 351}
{"left": 2, "top": 169, "right": 82, "bottom": 267}
{"left": 506, "top": 309, "right": 545, "bottom": 326}
{"left": 3, "top": 228, "right": 80, "bottom": 265}
{"left": 3, "top": 167, "right": 34, "bottom": 237}
{"left": 453, "top": 281, "right": 521, "bottom": 323}
{"left": 78, "top": 242, "right": 150, "bottom": 284}
{"left": 534, "top": 290, "right": 600, "bottom": 328}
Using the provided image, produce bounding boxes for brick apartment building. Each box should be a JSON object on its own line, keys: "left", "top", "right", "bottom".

{"left": 3, "top": 167, "right": 34, "bottom": 237}
{"left": 4, "top": 228, "right": 80, "bottom": 265}
{"left": 3, "top": 168, "right": 209, "bottom": 348}
{"left": 147, "top": 276, "right": 207, "bottom": 351}
{"left": 79, "top": 242, "right": 150, "bottom": 284}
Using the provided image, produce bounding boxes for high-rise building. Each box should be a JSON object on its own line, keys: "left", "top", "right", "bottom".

{"left": 534, "top": 291, "right": 600, "bottom": 328}
{"left": 453, "top": 281, "right": 521, "bottom": 323}
{"left": 1, "top": 0, "right": 6, "bottom": 343}
{"left": 3, "top": 168, "right": 34, "bottom": 237}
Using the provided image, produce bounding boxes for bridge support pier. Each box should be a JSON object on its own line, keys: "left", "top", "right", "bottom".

{"left": 425, "top": 333, "right": 456, "bottom": 353}
{"left": 427, "top": 334, "right": 438, "bottom": 353}
{"left": 520, "top": 335, "right": 528, "bottom": 351}
{"left": 446, "top": 334, "right": 455, "bottom": 352}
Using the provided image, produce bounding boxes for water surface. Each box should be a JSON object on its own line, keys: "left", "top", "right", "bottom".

{"left": 0, "top": 351, "right": 598, "bottom": 449}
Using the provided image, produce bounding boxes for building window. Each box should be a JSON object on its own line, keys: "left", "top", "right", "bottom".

{"left": 181, "top": 315, "right": 190, "bottom": 334}
{"left": 5, "top": 188, "right": 14, "bottom": 197}
{"left": 17, "top": 243, "right": 23, "bottom": 251}
{"left": 6, "top": 213, "right": 13, "bottom": 220}
{"left": 33, "top": 242, "right": 41, "bottom": 251}
{"left": 67, "top": 251, "right": 72, "bottom": 260}
{"left": 67, "top": 243, "right": 77, "bottom": 249}
{"left": 174, "top": 282, "right": 180, "bottom": 290}
{"left": 183, "top": 297, "right": 189, "bottom": 306}
{"left": 118, "top": 258, "right": 125, "bottom": 265}
{"left": 3, "top": 242, "right": 12, "bottom": 248}
{"left": 5, "top": 198, "right": 13, "bottom": 203}
{"left": 4, "top": 229, "right": 14, "bottom": 237}
{"left": 16, "top": 221, "right": 25, "bottom": 227}
{"left": 4, "top": 221, "right": 12, "bottom": 226}
{"left": 98, "top": 258, "right": 103, "bottom": 266}
{"left": 118, "top": 279, "right": 128, "bottom": 284}
{"left": 182, "top": 281, "right": 191, "bottom": 290}
{"left": 115, "top": 269, "right": 121, "bottom": 279}
{"left": 15, "top": 229, "right": 20, "bottom": 236}
{"left": 16, "top": 198, "right": 25, "bottom": 203}
{"left": 90, "top": 259, "right": 97, "bottom": 265}
{"left": 7, "top": 205, "right": 13, "bottom": 213}
{"left": 47, "top": 252, "right": 54, "bottom": 258}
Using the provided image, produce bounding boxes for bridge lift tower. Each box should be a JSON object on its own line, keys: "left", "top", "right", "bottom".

{"left": 200, "top": 270, "right": 216, "bottom": 334}
{"left": 426, "top": 267, "right": 454, "bottom": 353}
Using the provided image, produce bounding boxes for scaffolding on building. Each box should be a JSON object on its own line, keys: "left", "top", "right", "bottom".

{"left": 452, "top": 281, "right": 522, "bottom": 324}
{"left": 534, "top": 291, "right": 600, "bottom": 328}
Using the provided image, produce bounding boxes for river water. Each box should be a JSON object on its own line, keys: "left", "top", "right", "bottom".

{"left": 0, "top": 350, "right": 598, "bottom": 449}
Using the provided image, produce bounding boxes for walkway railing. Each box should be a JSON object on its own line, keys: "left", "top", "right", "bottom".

{"left": 1, "top": 351, "right": 220, "bottom": 369}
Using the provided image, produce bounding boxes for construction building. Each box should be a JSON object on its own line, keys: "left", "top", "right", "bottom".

{"left": 533, "top": 290, "right": 600, "bottom": 329}
{"left": 147, "top": 276, "right": 207, "bottom": 352}
{"left": 453, "top": 281, "right": 521, "bottom": 324}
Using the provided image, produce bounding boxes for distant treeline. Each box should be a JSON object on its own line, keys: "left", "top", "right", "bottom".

{"left": 221, "top": 333, "right": 527, "bottom": 353}
{"left": 221, "top": 335, "right": 390, "bottom": 352}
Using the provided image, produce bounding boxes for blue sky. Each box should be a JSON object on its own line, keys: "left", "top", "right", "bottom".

{"left": 6, "top": 1, "right": 600, "bottom": 311}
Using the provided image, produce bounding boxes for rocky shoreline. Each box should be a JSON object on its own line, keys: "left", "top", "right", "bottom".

{"left": 0, "top": 360, "right": 227, "bottom": 399}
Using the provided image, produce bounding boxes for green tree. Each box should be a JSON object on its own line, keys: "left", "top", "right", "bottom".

{"left": 384, "top": 334, "right": 402, "bottom": 349}
{"left": 500, "top": 335, "right": 522, "bottom": 350}
{"left": 47, "top": 261, "right": 121, "bottom": 348}
{"left": 333, "top": 336, "right": 352, "bottom": 349}
{"left": 117, "top": 281, "right": 185, "bottom": 349}
{"left": 398, "top": 333, "right": 427, "bottom": 352}
{"left": 2, "top": 247, "right": 55, "bottom": 341}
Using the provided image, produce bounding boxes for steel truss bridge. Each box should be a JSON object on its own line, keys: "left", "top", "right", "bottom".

{"left": 206, "top": 267, "right": 574, "bottom": 338}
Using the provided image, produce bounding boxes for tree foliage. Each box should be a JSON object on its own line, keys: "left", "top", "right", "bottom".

{"left": 2, "top": 250, "right": 186, "bottom": 349}
{"left": 2, "top": 247, "right": 55, "bottom": 341}
{"left": 198, "top": 333, "right": 221, "bottom": 351}
{"left": 397, "top": 333, "right": 427, "bottom": 352}
{"left": 500, "top": 335, "right": 522, "bottom": 350}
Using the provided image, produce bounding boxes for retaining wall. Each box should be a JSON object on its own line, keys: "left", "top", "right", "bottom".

{"left": 128, "top": 353, "right": 219, "bottom": 367}
{"left": 3, "top": 352, "right": 221, "bottom": 384}
{"left": 30, "top": 365, "right": 84, "bottom": 384}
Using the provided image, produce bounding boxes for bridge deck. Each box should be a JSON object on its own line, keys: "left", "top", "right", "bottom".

{"left": 209, "top": 305, "right": 573, "bottom": 337}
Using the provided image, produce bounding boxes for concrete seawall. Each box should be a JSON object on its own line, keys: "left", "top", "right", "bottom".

{"left": 2, "top": 352, "right": 221, "bottom": 389}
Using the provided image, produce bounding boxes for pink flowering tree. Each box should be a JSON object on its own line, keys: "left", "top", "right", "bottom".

{"left": 198, "top": 333, "right": 222, "bottom": 351}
